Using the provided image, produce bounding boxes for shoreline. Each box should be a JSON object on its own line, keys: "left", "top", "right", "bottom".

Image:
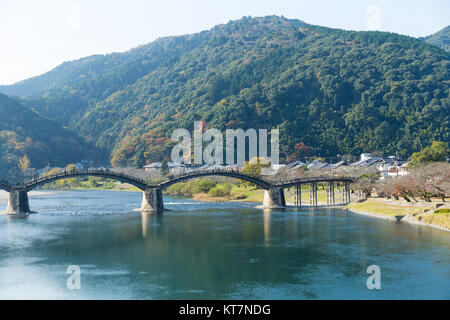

{"left": 345, "top": 199, "right": 450, "bottom": 233}
{"left": 347, "top": 207, "right": 450, "bottom": 232}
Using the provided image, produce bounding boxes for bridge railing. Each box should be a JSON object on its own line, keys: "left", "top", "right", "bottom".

{"left": 165, "top": 167, "right": 239, "bottom": 177}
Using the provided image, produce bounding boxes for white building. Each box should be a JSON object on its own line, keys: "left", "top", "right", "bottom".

{"left": 377, "top": 160, "right": 409, "bottom": 178}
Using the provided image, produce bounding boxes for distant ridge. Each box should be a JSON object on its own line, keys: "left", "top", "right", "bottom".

{"left": 421, "top": 25, "right": 450, "bottom": 52}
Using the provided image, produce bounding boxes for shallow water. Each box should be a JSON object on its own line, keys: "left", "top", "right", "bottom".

{"left": 0, "top": 190, "right": 448, "bottom": 299}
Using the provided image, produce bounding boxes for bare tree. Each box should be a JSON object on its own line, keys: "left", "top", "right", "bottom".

{"left": 376, "top": 162, "right": 450, "bottom": 202}
{"left": 375, "top": 178, "right": 400, "bottom": 199}
{"left": 354, "top": 175, "right": 377, "bottom": 198}
{"left": 409, "top": 162, "right": 450, "bottom": 202}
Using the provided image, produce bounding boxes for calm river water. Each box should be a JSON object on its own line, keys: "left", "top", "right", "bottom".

{"left": 0, "top": 190, "right": 448, "bottom": 299}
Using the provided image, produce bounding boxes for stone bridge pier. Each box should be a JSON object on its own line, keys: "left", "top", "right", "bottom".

{"left": 141, "top": 188, "right": 164, "bottom": 213}
{"left": 6, "top": 190, "right": 30, "bottom": 215}
{"left": 263, "top": 187, "right": 286, "bottom": 209}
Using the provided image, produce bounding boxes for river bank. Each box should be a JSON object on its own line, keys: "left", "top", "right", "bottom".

{"left": 345, "top": 198, "right": 450, "bottom": 232}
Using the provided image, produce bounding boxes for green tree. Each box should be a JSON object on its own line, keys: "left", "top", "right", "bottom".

{"left": 208, "top": 183, "right": 233, "bottom": 197}
{"left": 88, "top": 176, "right": 99, "bottom": 188}
{"left": 409, "top": 141, "right": 449, "bottom": 167}
{"left": 241, "top": 157, "right": 270, "bottom": 188}
{"left": 192, "top": 179, "right": 216, "bottom": 193}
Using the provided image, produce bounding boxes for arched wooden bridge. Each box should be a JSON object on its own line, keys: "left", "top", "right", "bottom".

{"left": 1, "top": 168, "right": 353, "bottom": 215}
{"left": 21, "top": 169, "right": 148, "bottom": 191}
{"left": 158, "top": 170, "right": 272, "bottom": 190}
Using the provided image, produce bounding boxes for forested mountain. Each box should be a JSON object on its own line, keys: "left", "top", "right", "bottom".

{"left": 1, "top": 16, "right": 449, "bottom": 167}
{"left": 422, "top": 26, "right": 450, "bottom": 52}
{"left": 0, "top": 93, "right": 101, "bottom": 177}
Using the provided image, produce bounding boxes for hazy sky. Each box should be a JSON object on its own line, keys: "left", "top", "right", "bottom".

{"left": 0, "top": 0, "right": 448, "bottom": 85}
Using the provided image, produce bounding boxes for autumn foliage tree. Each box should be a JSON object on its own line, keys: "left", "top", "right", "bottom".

{"left": 286, "top": 142, "right": 315, "bottom": 162}
{"left": 18, "top": 155, "right": 30, "bottom": 171}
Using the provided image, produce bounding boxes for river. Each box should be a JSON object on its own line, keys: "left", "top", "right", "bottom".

{"left": 0, "top": 190, "right": 448, "bottom": 299}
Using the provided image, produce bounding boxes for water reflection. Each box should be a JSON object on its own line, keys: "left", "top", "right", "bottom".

{"left": 0, "top": 190, "right": 448, "bottom": 299}
{"left": 263, "top": 210, "right": 271, "bottom": 247}
{"left": 141, "top": 212, "right": 163, "bottom": 238}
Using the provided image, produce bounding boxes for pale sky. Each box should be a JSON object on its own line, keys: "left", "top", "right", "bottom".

{"left": 0, "top": 0, "right": 448, "bottom": 85}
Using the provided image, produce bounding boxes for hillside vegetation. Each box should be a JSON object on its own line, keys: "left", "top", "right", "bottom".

{"left": 0, "top": 93, "right": 100, "bottom": 177}
{"left": 1, "top": 16, "right": 449, "bottom": 167}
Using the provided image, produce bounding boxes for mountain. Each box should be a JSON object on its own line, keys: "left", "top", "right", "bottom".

{"left": 0, "top": 93, "right": 101, "bottom": 177}
{"left": 1, "top": 16, "right": 449, "bottom": 167}
{"left": 422, "top": 26, "right": 450, "bottom": 52}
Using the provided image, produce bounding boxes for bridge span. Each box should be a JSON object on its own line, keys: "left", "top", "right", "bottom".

{"left": 1, "top": 168, "right": 353, "bottom": 215}
{"left": 158, "top": 170, "right": 272, "bottom": 190}
{"left": 22, "top": 169, "right": 148, "bottom": 191}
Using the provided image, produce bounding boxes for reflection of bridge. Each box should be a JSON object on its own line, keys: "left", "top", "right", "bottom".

{"left": 1, "top": 169, "right": 353, "bottom": 215}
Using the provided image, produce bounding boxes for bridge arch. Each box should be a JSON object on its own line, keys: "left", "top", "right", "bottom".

{"left": 22, "top": 170, "right": 148, "bottom": 191}
{"left": 158, "top": 170, "right": 272, "bottom": 190}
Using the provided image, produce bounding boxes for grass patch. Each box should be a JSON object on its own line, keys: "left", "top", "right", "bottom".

{"left": 346, "top": 199, "right": 428, "bottom": 216}
{"left": 230, "top": 185, "right": 264, "bottom": 202}
{"left": 417, "top": 212, "right": 450, "bottom": 230}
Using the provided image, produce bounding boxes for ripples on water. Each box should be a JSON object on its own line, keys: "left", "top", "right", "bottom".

{"left": 0, "top": 190, "right": 449, "bottom": 299}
